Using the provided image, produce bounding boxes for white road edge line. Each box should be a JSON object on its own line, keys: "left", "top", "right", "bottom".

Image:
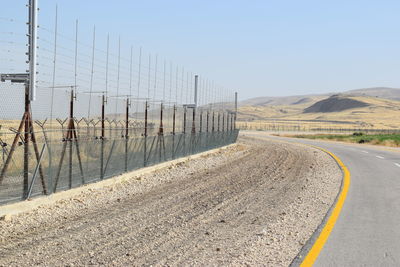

{"left": 376, "top": 155, "right": 385, "bottom": 159}
{"left": 395, "top": 163, "right": 400, "bottom": 168}
{"left": 361, "top": 150, "right": 369, "bottom": 154}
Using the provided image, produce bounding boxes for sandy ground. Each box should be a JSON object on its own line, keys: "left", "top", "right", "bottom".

{"left": 0, "top": 136, "right": 341, "bottom": 266}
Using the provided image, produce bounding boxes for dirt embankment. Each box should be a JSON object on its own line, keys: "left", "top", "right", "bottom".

{"left": 0, "top": 136, "right": 341, "bottom": 266}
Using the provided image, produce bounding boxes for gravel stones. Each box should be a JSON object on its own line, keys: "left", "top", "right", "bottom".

{"left": 0, "top": 136, "right": 341, "bottom": 266}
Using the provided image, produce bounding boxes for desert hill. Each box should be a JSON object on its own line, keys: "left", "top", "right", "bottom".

{"left": 345, "top": 87, "right": 400, "bottom": 101}
{"left": 303, "top": 95, "right": 370, "bottom": 113}
{"left": 238, "top": 87, "right": 400, "bottom": 130}
{"left": 241, "top": 87, "right": 400, "bottom": 107}
{"left": 240, "top": 94, "right": 328, "bottom": 107}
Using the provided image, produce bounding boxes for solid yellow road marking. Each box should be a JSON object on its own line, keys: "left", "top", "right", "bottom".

{"left": 300, "top": 147, "right": 351, "bottom": 267}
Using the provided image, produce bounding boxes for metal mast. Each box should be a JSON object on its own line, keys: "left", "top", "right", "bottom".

{"left": 28, "top": 0, "right": 38, "bottom": 101}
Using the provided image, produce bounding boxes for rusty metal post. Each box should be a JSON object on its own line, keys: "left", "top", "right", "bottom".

{"left": 206, "top": 110, "right": 209, "bottom": 133}
{"left": 199, "top": 111, "right": 203, "bottom": 133}
{"left": 226, "top": 112, "right": 229, "bottom": 132}
{"left": 217, "top": 112, "right": 220, "bottom": 132}
{"left": 125, "top": 98, "right": 129, "bottom": 138}
{"left": 228, "top": 112, "right": 230, "bottom": 132}
{"left": 68, "top": 89, "right": 74, "bottom": 189}
{"left": 212, "top": 111, "right": 215, "bottom": 133}
{"left": 100, "top": 94, "right": 105, "bottom": 179}
{"left": 183, "top": 106, "right": 187, "bottom": 134}
{"left": 53, "top": 88, "right": 85, "bottom": 192}
{"left": 231, "top": 113, "right": 233, "bottom": 131}
{"left": 159, "top": 103, "right": 164, "bottom": 135}
{"left": 183, "top": 106, "right": 187, "bottom": 155}
{"left": 235, "top": 92, "right": 238, "bottom": 130}
{"left": 222, "top": 112, "right": 225, "bottom": 132}
{"left": 192, "top": 75, "right": 198, "bottom": 153}
{"left": 226, "top": 113, "right": 229, "bottom": 132}
{"left": 158, "top": 103, "right": 165, "bottom": 162}
{"left": 23, "top": 84, "right": 30, "bottom": 199}
{"left": 143, "top": 101, "right": 148, "bottom": 166}
{"left": 191, "top": 107, "right": 196, "bottom": 134}
{"left": 190, "top": 107, "right": 196, "bottom": 154}
{"left": 101, "top": 95, "right": 105, "bottom": 138}
{"left": 125, "top": 97, "right": 129, "bottom": 172}
{"left": 172, "top": 105, "right": 176, "bottom": 159}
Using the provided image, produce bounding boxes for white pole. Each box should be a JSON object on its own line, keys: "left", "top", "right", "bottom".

{"left": 116, "top": 36, "right": 121, "bottom": 115}
{"left": 74, "top": 19, "right": 78, "bottom": 97}
{"left": 129, "top": 45, "right": 133, "bottom": 97}
{"left": 29, "top": 0, "right": 38, "bottom": 101}
{"left": 49, "top": 4, "right": 57, "bottom": 126}
{"left": 88, "top": 25, "right": 95, "bottom": 119}
{"left": 105, "top": 34, "right": 109, "bottom": 97}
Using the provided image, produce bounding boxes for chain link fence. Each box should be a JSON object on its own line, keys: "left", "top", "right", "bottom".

{"left": 0, "top": 84, "right": 238, "bottom": 205}
{"left": 0, "top": 3, "right": 239, "bottom": 205}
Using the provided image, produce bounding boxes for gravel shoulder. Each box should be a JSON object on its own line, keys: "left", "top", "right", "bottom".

{"left": 0, "top": 136, "right": 342, "bottom": 266}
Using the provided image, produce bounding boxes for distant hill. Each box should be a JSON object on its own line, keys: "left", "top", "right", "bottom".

{"left": 240, "top": 94, "right": 328, "bottom": 107}
{"left": 303, "top": 95, "right": 370, "bottom": 113}
{"left": 238, "top": 87, "right": 400, "bottom": 129}
{"left": 344, "top": 87, "right": 400, "bottom": 101}
{"left": 241, "top": 87, "right": 400, "bottom": 106}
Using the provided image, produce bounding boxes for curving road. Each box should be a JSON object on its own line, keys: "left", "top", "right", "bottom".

{"left": 244, "top": 131, "right": 400, "bottom": 266}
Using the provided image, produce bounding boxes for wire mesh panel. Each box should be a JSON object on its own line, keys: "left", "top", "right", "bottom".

{"left": 0, "top": 1, "right": 239, "bottom": 205}
{"left": 0, "top": 130, "right": 239, "bottom": 204}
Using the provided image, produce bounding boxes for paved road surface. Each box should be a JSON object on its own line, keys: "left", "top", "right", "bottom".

{"left": 245, "top": 132, "right": 400, "bottom": 266}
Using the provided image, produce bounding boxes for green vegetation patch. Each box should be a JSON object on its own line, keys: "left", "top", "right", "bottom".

{"left": 293, "top": 133, "right": 400, "bottom": 147}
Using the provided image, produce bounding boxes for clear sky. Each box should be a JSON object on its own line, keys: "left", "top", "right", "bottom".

{"left": 2, "top": 0, "right": 400, "bottom": 100}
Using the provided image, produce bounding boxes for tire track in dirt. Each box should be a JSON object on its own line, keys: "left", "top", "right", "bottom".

{"left": 0, "top": 136, "right": 341, "bottom": 266}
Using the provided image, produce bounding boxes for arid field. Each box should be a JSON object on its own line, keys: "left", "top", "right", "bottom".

{"left": 238, "top": 88, "right": 400, "bottom": 131}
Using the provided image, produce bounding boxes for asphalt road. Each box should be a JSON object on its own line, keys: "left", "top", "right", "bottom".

{"left": 244, "top": 131, "right": 400, "bottom": 267}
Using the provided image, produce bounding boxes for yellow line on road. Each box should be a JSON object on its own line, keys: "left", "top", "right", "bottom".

{"left": 300, "top": 146, "right": 351, "bottom": 267}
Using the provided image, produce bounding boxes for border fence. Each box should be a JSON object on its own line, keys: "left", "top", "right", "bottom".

{"left": 238, "top": 121, "right": 400, "bottom": 134}
{"left": 0, "top": 1, "right": 239, "bottom": 204}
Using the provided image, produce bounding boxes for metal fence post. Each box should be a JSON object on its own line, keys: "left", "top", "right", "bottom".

{"left": 125, "top": 97, "right": 130, "bottom": 172}
{"left": 100, "top": 94, "right": 106, "bottom": 179}
{"left": 143, "top": 101, "right": 148, "bottom": 166}
{"left": 172, "top": 105, "right": 176, "bottom": 159}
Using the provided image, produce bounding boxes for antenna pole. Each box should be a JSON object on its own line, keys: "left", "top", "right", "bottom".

{"left": 88, "top": 25, "right": 96, "bottom": 118}
{"left": 29, "top": 0, "right": 38, "bottom": 101}
{"left": 74, "top": 19, "right": 78, "bottom": 97}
